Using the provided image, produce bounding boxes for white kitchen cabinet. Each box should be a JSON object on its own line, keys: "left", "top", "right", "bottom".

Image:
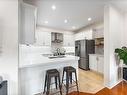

{"left": 93, "top": 28, "right": 104, "bottom": 38}
{"left": 35, "top": 31, "right": 51, "bottom": 46}
{"left": 89, "top": 54, "right": 104, "bottom": 74}
{"left": 89, "top": 55, "right": 98, "bottom": 71}
{"left": 97, "top": 56, "right": 104, "bottom": 74}
{"left": 74, "top": 29, "right": 93, "bottom": 41}
{"left": 20, "top": 3, "right": 37, "bottom": 44}
{"left": 63, "top": 34, "right": 74, "bottom": 46}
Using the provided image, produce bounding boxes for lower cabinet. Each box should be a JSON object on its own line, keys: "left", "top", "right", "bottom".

{"left": 89, "top": 54, "right": 104, "bottom": 74}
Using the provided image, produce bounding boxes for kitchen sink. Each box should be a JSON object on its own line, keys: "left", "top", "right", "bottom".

{"left": 48, "top": 55, "right": 66, "bottom": 59}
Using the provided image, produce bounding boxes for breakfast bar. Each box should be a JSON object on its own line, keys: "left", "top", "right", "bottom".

{"left": 19, "top": 55, "right": 79, "bottom": 95}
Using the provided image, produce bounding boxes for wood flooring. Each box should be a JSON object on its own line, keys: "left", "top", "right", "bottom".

{"left": 78, "top": 69, "right": 104, "bottom": 93}
{"left": 69, "top": 81, "right": 127, "bottom": 95}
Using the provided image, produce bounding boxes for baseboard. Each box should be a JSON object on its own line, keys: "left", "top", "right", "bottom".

{"left": 123, "top": 79, "right": 127, "bottom": 83}
{"left": 108, "top": 79, "right": 123, "bottom": 89}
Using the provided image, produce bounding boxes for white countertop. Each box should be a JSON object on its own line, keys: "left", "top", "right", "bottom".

{"left": 19, "top": 54, "right": 79, "bottom": 68}
{"left": 89, "top": 54, "right": 104, "bottom": 57}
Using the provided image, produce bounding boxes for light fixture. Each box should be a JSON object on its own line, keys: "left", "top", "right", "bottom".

{"left": 88, "top": 17, "right": 92, "bottom": 21}
{"left": 44, "top": 21, "right": 48, "bottom": 24}
{"left": 64, "top": 19, "right": 68, "bottom": 23}
{"left": 51, "top": 5, "right": 56, "bottom": 10}
{"left": 72, "top": 26, "right": 76, "bottom": 29}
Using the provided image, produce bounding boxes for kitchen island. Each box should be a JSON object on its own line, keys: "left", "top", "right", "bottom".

{"left": 19, "top": 54, "right": 79, "bottom": 95}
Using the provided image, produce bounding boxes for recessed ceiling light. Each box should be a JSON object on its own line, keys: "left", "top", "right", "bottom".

{"left": 51, "top": 5, "right": 56, "bottom": 10}
{"left": 64, "top": 19, "right": 68, "bottom": 23}
{"left": 88, "top": 18, "right": 92, "bottom": 21}
{"left": 72, "top": 26, "right": 76, "bottom": 29}
{"left": 44, "top": 21, "right": 48, "bottom": 24}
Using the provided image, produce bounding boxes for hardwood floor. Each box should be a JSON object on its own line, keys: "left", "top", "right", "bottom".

{"left": 69, "top": 81, "right": 127, "bottom": 95}
{"left": 78, "top": 69, "right": 104, "bottom": 93}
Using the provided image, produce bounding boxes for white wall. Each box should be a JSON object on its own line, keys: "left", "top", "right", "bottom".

{"left": 104, "top": 4, "right": 124, "bottom": 88}
{"left": 0, "top": 0, "right": 18, "bottom": 95}
{"left": 122, "top": 13, "right": 127, "bottom": 46}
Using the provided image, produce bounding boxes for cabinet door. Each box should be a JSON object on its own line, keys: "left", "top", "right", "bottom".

{"left": 35, "top": 31, "right": 45, "bottom": 46}
{"left": 89, "top": 55, "right": 97, "bottom": 71}
{"left": 93, "top": 28, "right": 104, "bottom": 38}
{"left": 35, "top": 31, "right": 51, "bottom": 46}
{"left": 44, "top": 32, "right": 51, "bottom": 46}
{"left": 74, "top": 32, "right": 85, "bottom": 41}
{"left": 64, "top": 34, "right": 74, "bottom": 46}
{"left": 74, "top": 30, "right": 93, "bottom": 41}
{"left": 97, "top": 56, "right": 104, "bottom": 74}
{"left": 20, "top": 3, "right": 37, "bottom": 44}
{"left": 84, "top": 29, "right": 93, "bottom": 39}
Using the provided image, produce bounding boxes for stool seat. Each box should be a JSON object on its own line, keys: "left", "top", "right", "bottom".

{"left": 64, "top": 66, "right": 76, "bottom": 72}
{"left": 46, "top": 69, "right": 59, "bottom": 77}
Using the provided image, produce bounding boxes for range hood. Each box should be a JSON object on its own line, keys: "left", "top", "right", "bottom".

{"left": 51, "top": 32, "right": 63, "bottom": 43}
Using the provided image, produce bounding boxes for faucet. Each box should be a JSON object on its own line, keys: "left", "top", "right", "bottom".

{"left": 56, "top": 48, "right": 60, "bottom": 56}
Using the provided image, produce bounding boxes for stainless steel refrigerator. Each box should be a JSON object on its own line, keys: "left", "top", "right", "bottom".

{"left": 75, "top": 40, "right": 95, "bottom": 70}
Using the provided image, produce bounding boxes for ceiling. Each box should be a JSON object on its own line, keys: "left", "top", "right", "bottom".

{"left": 110, "top": 0, "right": 127, "bottom": 12}
{"left": 23, "top": 0, "right": 127, "bottom": 31}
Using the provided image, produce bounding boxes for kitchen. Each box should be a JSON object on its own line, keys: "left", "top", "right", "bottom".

{"left": 19, "top": 0, "right": 104, "bottom": 95}
{"left": 0, "top": 0, "right": 126, "bottom": 95}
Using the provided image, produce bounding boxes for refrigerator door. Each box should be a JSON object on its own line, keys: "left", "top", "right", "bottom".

{"left": 80, "top": 40, "right": 86, "bottom": 57}
{"left": 86, "top": 40, "right": 95, "bottom": 55}
{"left": 75, "top": 41, "right": 80, "bottom": 57}
{"left": 79, "top": 57, "right": 89, "bottom": 70}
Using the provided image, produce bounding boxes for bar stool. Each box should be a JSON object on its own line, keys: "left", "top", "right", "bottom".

{"left": 62, "top": 66, "right": 79, "bottom": 95}
{"left": 43, "top": 69, "right": 62, "bottom": 95}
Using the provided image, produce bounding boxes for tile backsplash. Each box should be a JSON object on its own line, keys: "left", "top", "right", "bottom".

{"left": 19, "top": 44, "right": 75, "bottom": 57}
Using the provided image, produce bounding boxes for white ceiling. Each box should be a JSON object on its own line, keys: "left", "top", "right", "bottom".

{"left": 110, "top": 0, "right": 127, "bottom": 12}
{"left": 23, "top": 0, "right": 127, "bottom": 31}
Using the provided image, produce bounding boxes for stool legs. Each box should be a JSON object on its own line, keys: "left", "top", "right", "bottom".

{"left": 58, "top": 73, "right": 62, "bottom": 95}
{"left": 74, "top": 71, "right": 79, "bottom": 92}
{"left": 62, "top": 70, "right": 64, "bottom": 84}
{"left": 62, "top": 67, "right": 79, "bottom": 95}
{"left": 70, "top": 73, "right": 72, "bottom": 84}
{"left": 55, "top": 76, "right": 58, "bottom": 89}
{"left": 43, "top": 74, "right": 47, "bottom": 94}
{"left": 46, "top": 75, "right": 51, "bottom": 95}
{"left": 66, "top": 72, "right": 69, "bottom": 95}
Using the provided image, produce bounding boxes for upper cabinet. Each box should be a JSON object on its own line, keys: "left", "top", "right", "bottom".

{"left": 20, "top": 3, "right": 37, "bottom": 44}
{"left": 74, "top": 29, "right": 93, "bottom": 41}
{"left": 35, "top": 29, "right": 51, "bottom": 46}
{"left": 93, "top": 28, "right": 104, "bottom": 38}
{"left": 74, "top": 28, "right": 104, "bottom": 41}
{"left": 63, "top": 34, "right": 74, "bottom": 46}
